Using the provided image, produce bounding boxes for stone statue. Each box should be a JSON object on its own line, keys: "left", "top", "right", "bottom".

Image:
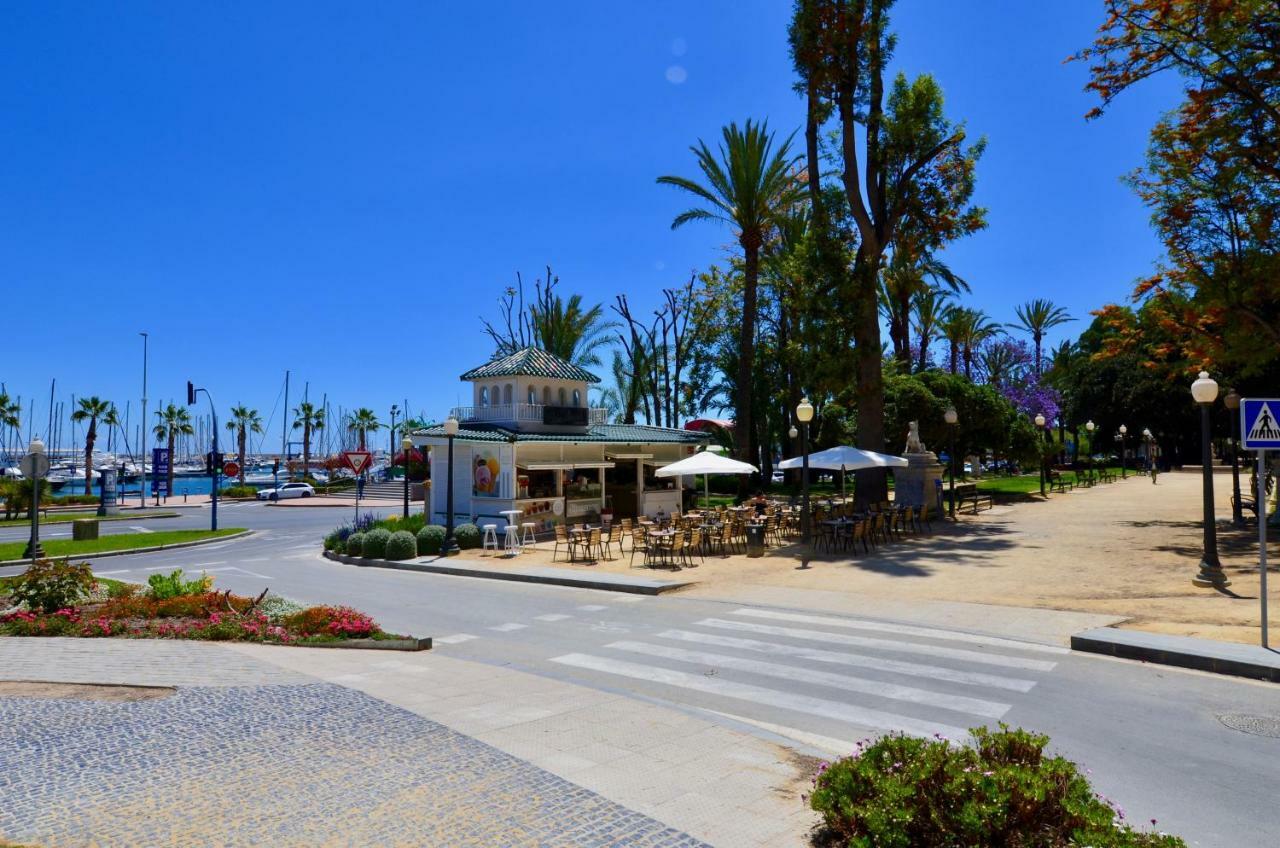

{"left": 906, "top": 420, "right": 925, "bottom": 454}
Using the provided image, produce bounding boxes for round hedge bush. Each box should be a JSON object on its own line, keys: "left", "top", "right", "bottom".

{"left": 361, "top": 527, "right": 392, "bottom": 559}
{"left": 385, "top": 530, "right": 417, "bottom": 561}
{"left": 345, "top": 532, "right": 365, "bottom": 556}
{"left": 454, "top": 523, "right": 481, "bottom": 550}
{"left": 416, "top": 524, "right": 447, "bottom": 555}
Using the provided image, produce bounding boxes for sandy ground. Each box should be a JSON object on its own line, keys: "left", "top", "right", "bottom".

{"left": 485, "top": 469, "right": 1279, "bottom": 645}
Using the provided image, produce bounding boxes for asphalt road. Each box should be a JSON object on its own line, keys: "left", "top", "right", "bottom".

{"left": 2, "top": 501, "right": 1276, "bottom": 847}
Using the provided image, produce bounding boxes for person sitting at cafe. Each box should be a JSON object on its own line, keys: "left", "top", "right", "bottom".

{"left": 752, "top": 490, "right": 768, "bottom": 516}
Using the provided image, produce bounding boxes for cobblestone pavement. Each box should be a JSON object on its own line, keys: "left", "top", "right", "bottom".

{"left": 0, "top": 681, "right": 710, "bottom": 848}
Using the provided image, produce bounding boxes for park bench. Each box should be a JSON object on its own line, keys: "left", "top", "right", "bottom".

{"left": 951, "top": 482, "right": 994, "bottom": 513}
{"left": 1048, "top": 470, "right": 1074, "bottom": 494}
{"left": 1232, "top": 493, "right": 1258, "bottom": 519}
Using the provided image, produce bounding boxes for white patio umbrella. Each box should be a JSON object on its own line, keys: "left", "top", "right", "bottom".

{"left": 777, "top": 445, "right": 908, "bottom": 497}
{"left": 656, "top": 450, "right": 758, "bottom": 510}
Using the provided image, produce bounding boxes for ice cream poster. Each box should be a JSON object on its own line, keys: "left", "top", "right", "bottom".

{"left": 473, "top": 448, "right": 500, "bottom": 498}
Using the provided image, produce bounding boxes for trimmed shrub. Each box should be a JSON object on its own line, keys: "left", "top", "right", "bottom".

{"left": 385, "top": 530, "right": 417, "bottom": 561}
{"left": 361, "top": 527, "right": 392, "bottom": 559}
{"left": 218, "top": 485, "right": 259, "bottom": 499}
{"left": 323, "top": 529, "right": 344, "bottom": 551}
{"left": 5, "top": 559, "right": 95, "bottom": 612}
{"left": 454, "top": 523, "right": 481, "bottom": 549}
{"left": 809, "top": 725, "right": 1185, "bottom": 848}
{"left": 416, "top": 524, "right": 446, "bottom": 555}
{"left": 147, "top": 569, "right": 213, "bottom": 600}
{"left": 345, "top": 532, "right": 365, "bottom": 556}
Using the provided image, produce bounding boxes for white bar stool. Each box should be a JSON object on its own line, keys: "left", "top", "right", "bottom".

{"left": 503, "top": 524, "right": 521, "bottom": 554}
{"left": 481, "top": 524, "right": 499, "bottom": 553}
{"left": 520, "top": 522, "right": 538, "bottom": 549}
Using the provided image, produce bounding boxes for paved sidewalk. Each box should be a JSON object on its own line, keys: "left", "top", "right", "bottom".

{"left": 0, "top": 639, "right": 815, "bottom": 847}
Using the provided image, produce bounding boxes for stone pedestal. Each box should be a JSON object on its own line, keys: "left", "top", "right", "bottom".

{"left": 894, "top": 451, "right": 944, "bottom": 510}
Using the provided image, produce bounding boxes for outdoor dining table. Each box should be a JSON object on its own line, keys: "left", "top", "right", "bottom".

{"left": 645, "top": 528, "right": 678, "bottom": 568}
{"left": 568, "top": 525, "right": 599, "bottom": 563}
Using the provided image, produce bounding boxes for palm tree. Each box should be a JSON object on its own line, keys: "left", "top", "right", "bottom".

{"left": 153, "top": 404, "right": 194, "bottom": 494}
{"left": 531, "top": 290, "right": 617, "bottom": 370}
{"left": 1010, "top": 299, "right": 1074, "bottom": 375}
{"left": 0, "top": 393, "right": 22, "bottom": 458}
{"left": 103, "top": 405, "right": 122, "bottom": 454}
{"left": 912, "top": 288, "right": 951, "bottom": 372}
{"left": 70, "top": 396, "right": 111, "bottom": 495}
{"left": 881, "top": 248, "right": 968, "bottom": 367}
{"left": 944, "top": 307, "right": 1001, "bottom": 380}
{"left": 657, "top": 119, "right": 801, "bottom": 479}
{"left": 226, "top": 405, "right": 264, "bottom": 486}
{"left": 292, "top": 402, "right": 325, "bottom": 477}
{"left": 346, "top": 408, "right": 380, "bottom": 451}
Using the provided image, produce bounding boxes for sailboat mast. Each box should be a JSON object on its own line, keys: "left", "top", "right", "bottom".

{"left": 281, "top": 370, "right": 290, "bottom": 461}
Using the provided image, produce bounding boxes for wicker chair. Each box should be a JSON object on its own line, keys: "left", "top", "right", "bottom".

{"left": 552, "top": 524, "right": 574, "bottom": 562}
{"left": 629, "top": 526, "right": 650, "bottom": 567}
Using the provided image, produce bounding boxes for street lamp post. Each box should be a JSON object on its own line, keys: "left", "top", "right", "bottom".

{"left": 796, "top": 397, "right": 814, "bottom": 568}
{"left": 389, "top": 404, "right": 399, "bottom": 469}
{"left": 1085, "top": 420, "right": 1095, "bottom": 482}
{"left": 1225, "top": 388, "right": 1244, "bottom": 527}
{"left": 1035, "top": 413, "right": 1048, "bottom": 497}
{"left": 1191, "top": 371, "right": 1228, "bottom": 588}
{"left": 21, "top": 438, "right": 48, "bottom": 561}
{"left": 442, "top": 416, "right": 460, "bottom": 556}
{"left": 1119, "top": 424, "right": 1128, "bottom": 478}
{"left": 187, "top": 381, "right": 219, "bottom": 532}
{"left": 944, "top": 406, "right": 958, "bottom": 519}
{"left": 401, "top": 435, "right": 412, "bottom": 520}
{"left": 1142, "top": 428, "right": 1154, "bottom": 477}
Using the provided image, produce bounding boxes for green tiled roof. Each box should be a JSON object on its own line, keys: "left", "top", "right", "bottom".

{"left": 410, "top": 423, "right": 707, "bottom": 445}
{"left": 459, "top": 347, "right": 600, "bottom": 384}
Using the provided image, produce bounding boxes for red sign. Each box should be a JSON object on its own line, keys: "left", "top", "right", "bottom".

{"left": 222, "top": 461, "right": 240, "bottom": 478}
{"left": 341, "top": 450, "right": 373, "bottom": 475}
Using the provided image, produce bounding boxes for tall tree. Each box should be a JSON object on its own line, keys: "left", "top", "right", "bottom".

{"left": 881, "top": 245, "right": 968, "bottom": 367}
{"left": 482, "top": 268, "right": 616, "bottom": 369}
{"left": 70, "top": 396, "right": 111, "bottom": 495}
{"left": 226, "top": 405, "right": 264, "bottom": 486}
{"left": 1010, "top": 299, "right": 1074, "bottom": 375}
{"left": 790, "top": 0, "right": 985, "bottom": 502}
{"left": 346, "top": 408, "right": 381, "bottom": 451}
{"left": 912, "top": 287, "right": 950, "bottom": 372}
{"left": 0, "top": 393, "right": 19, "bottom": 458}
{"left": 292, "top": 402, "right": 325, "bottom": 475}
{"left": 657, "top": 119, "right": 801, "bottom": 482}
{"left": 152, "top": 404, "right": 193, "bottom": 494}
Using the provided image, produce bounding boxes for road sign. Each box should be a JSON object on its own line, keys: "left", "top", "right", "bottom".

{"left": 19, "top": 452, "right": 50, "bottom": 479}
{"left": 223, "top": 460, "right": 240, "bottom": 478}
{"left": 1241, "top": 399, "right": 1280, "bottom": 450}
{"left": 341, "top": 450, "right": 373, "bottom": 475}
{"left": 152, "top": 447, "right": 171, "bottom": 496}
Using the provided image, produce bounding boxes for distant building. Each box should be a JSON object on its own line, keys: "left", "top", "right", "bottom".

{"left": 409, "top": 347, "right": 707, "bottom": 530}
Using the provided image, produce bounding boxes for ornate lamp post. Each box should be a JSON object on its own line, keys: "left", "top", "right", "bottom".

{"left": 796, "top": 397, "right": 814, "bottom": 568}
{"left": 1085, "top": 420, "right": 1095, "bottom": 481}
{"left": 1224, "top": 388, "right": 1244, "bottom": 527}
{"left": 1119, "top": 424, "right": 1128, "bottom": 478}
{"left": 1191, "top": 371, "right": 1228, "bottom": 588}
{"left": 442, "top": 415, "right": 461, "bottom": 557}
{"left": 401, "top": 435, "right": 412, "bottom": 520}
{"left": 21, "top": 437, "right": 49, "bottom": 562}
{"left": 1035, "top": 413, "right": 1048, "bottom": 497}
{"left": 944, "top": 406, "right": 958, "bottom": 519}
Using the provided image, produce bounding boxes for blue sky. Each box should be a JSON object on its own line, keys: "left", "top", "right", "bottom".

{"left": 1, "top": 1, "right": 1182, "bottom": 453}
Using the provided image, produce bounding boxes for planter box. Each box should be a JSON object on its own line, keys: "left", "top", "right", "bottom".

{"left": 302, "top": 636, "right": 432, "bottom": 652}
{"left": 72, "top": 519, "right": 99, "bottom": 541}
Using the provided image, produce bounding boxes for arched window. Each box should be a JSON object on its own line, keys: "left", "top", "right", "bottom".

{"left": 492, "top": 385, "right": 501, "bottom": 407}
{"left": 572, "top": 389, "right": 581, "bottom": 407}
{"left": 542, "top": 386, "right": 551, "bottom": 405}
{"left": 503, "top": 384, "right": 512, "bottom": 405}
{"left": 558, "top": 388, "right": 567, "bottom": 406}
{"left": 527, "top": 386, "right": 537, "bottom": 405}
{"left": 479, "top": 387, "right": 489, "bottom": 407}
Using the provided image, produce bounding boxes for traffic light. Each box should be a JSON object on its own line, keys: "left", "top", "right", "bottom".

{"left": 186, "top": 381, "right": 196, "bottom": 405}
{"left": 272, "top": 459, "right": 280, "bottom": 474}
{"left": 205, "top": 451, "right": 225, "bottom": 474}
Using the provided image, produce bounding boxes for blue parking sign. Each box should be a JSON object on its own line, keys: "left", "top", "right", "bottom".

{"left": 1241, "top": 398, "right": 1280, "bottom": 450}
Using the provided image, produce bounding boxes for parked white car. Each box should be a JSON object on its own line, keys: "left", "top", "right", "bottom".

{"left": 257, "top": 482, "right": 314, "bottom": 501}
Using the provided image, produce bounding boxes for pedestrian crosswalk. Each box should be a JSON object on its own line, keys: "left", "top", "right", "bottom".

{"left": 550, "top": 606, "right": 1061, "bottom": 747}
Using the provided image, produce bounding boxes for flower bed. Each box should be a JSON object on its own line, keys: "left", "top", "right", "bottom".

{"left": 0, "top": 560, "right": 412, "bottom": 647}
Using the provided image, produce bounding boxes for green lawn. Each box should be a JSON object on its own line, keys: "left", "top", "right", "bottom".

{"left": 0, "top": 528, "right": 245, "bottom": 562}
{"left": 972, "top": 466, "right": 1126, "bottom": 497}
{"left": 0, "top": 511, "right": 179, "bottom": 528}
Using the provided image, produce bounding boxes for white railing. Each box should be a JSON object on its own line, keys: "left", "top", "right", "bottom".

{"left": 449, "top": 404, "right": 609, "bottom": 426}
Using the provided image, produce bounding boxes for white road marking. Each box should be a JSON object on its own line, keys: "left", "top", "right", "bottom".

{"left": 129, "top": 526, "right": 155, "bottom": 534}
{"left": 243, "top": 557, "right": 270, "bottom": 563}
{"left": 611, "top": 596, "right": 644, "bottom": 603}
{"left": 203, "top": 566, "right": 271, "bottom": 579}
{"left": 535, "top": 614, "right": 572, "bottom": 622}
{"left": 187, "top": 562, "right": 227, "bottom": 568}
{"left": 434, "top": 634, "right": 478, "bottom": 644}
{"left": 731, "top": 608, "right": 1069, "bottom": 655}
{"left": 697, "top": 619, "right": 1058, "bottom": 672}
{"left": 656, "top": 629, "right": 1037, "bottom": 692}
{"left": 489, "top": 623, "right": 528, "bottom": 632}
{"left": 551, "top": 653, "right": 970, "bottom": 740}
{"left": 93, "top": 569, "right": 135, "bottom": 576}
{"left": 702, "top": 709, "right": 862, "bottom": 757}
{"left": 606, "top": 640, "right": 1010, "bottom": 718}
{"left": 577, "top": 605, "right": 608, "bottom": 612}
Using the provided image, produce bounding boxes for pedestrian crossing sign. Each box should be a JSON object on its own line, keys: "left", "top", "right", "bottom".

{"left": 1242, "top": 398, "right": 1280, "bottom": 450}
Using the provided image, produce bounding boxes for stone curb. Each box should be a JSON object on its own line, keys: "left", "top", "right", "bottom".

{"left": 1071, "top": 627, "right": 1280, "bottom": 683}
{"left": 321, "top": 550, "right": 691, "bottom": 595}
{"left": 0, "top": 530, "right": 254, "bottom": 568}
{"left": 300, "top": 637, "right": 433, "bottom": 652}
